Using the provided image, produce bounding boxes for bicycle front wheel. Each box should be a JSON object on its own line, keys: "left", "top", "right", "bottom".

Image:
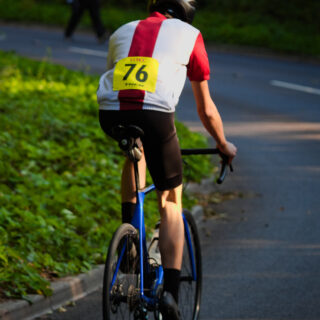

{"left": 102, "top": 223, "right": 140, "bottom": 320}
{"left": 179, "top": 210, "right": 202, "bottom": 320}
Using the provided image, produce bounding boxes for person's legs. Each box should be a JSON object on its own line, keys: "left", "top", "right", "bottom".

{"left": 86, "top": 0, "right": 106, "bottom": 39}
{"left": 138, "top": 111, "right": 183, "bottom": 306}
{"left": 121, "top": 148, "right": 184, "bottom": 303}
{"left": 157, "top": 185, "right": 184, "bottom": 303}
{"left": 98, "top": 110, "right": 146, "bottom": 223}
{"left": 65, "top": 0, "right": 84, "bottom": 38}
{"left": 157, "top": 185, "right": 184, "bottom": 270}
{"left": 99, "top": 109, "right": 182, "bottom": 318}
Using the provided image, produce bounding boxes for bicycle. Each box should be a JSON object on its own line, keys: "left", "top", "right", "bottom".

{"left": 102, "top": 124, "right": 232, "bottom": 320}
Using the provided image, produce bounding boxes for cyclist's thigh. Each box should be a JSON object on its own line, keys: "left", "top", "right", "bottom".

{"left": 141, "top": 111, "right": 183, "bottom": 191}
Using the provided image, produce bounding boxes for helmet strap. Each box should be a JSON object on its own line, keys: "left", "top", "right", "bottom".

{"left": 164, "top": 11, "right": 174, "bottom": 18}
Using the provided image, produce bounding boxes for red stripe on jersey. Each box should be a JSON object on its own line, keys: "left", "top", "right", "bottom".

{"left": 128, "top": 13, "right": 164, "bottom": 57}
{"left": 118, "top": 90, "right": 145, "bottom": 110}
{"left": 119, "top": 13, "right": 165, "bottom": 110}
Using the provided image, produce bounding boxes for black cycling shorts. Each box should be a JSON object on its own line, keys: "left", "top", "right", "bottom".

{"left": 99, "top": 110, "right": 183, "bottom": 191}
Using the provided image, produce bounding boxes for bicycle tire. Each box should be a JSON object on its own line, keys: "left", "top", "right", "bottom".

{"left": 179, "top": 209, "right": 202, "bottom": 320}
{"left": 102, "top": 223, "right": 140, "bottom": 320}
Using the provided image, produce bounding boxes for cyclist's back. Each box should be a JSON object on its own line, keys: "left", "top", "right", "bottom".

{"left": 97, "top": 12, "right": 210, "bottom": 113}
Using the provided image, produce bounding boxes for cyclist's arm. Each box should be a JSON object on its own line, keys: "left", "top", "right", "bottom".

{"left": 191, "top": 80, "right": 237, "bottom": 160}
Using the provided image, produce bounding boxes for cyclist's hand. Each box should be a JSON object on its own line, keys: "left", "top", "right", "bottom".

{"left": 217, "top": 141, "right": 237, "bottom": 164}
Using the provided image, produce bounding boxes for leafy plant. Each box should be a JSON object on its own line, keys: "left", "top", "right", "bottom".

{"left": 0, "top": 51, "right": 212, "bottom": 300}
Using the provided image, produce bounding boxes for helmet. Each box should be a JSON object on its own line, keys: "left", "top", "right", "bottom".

{"left": 148, "top": 0, "right": 196, "bottom": 24}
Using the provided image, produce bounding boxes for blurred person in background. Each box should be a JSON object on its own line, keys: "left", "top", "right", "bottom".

{"left": 65, "top": 0, "right": 107, "bottom": 43}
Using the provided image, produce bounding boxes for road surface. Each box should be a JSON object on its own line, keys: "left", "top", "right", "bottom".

{"left": 1, "top": 24, "right": 320, "bottom": 319}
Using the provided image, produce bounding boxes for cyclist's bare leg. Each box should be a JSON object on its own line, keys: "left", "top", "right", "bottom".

{"left": 121, "top": 151, "right": 146, "bottom": 203}
{"left": 121, "top": 148, "right": 184, "bottom": 268}
{"left": 157, "top": 185, "right": 184, "bottom": 270}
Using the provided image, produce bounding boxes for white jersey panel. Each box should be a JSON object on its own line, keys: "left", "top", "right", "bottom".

{"left": 97, "top": 16, "right": 200, "bottom": 112}
{"left": 97, "top": 21, "right": 139, "bottom": 110}
{"left": 144, "top": 18, "right": 200, "bottom": 112}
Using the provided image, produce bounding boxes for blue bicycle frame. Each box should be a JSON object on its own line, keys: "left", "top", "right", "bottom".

{"left": 110, "top": 183, "right": 198, "bottom": 307}
{"left": 131, "top": 184, "right": 161, "bottom": 305}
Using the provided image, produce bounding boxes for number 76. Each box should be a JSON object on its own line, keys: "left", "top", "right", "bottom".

{"left": 123, "top": 64, "right": 148, "bottom": 83}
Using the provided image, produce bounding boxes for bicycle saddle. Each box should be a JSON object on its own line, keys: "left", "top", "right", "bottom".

{"left": 111, "top": 125, "right": 144, "bottom": 140}
{"left": 111, "top": 125, "right": 144, "bottom": 162}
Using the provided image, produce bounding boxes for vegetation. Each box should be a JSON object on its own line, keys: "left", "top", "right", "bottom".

{"left": 0, "top": 0, "right": 319, "bottom": 56}
{"left": 197, "top": 0, "right": 320, "bottom": 56}
{"left": 0, "top": 50, "right": 211, "bottom": 300}
{"left": 1, "top": 0, "right": 318, "bottom": 302}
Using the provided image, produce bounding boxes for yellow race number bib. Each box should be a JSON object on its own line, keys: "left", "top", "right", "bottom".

{"left": 113, "top": 56, "right": 159, "bottom": 93}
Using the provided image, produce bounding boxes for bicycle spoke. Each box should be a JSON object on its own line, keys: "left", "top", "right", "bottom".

{"left": 103, "top": 224, "right": 140, "bottom": 320}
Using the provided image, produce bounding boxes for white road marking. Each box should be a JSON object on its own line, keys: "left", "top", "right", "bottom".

{"left": 68, "top": 46, "right": 107, "bottom": 58}
{"left": 270, "top": 80, "right": 320, "bottom": 96}
{"left": 0, "top": 33, "right": 6, "bottom": 41}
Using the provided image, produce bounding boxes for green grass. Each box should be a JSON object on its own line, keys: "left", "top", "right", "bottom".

{"left": 0, "top": 0, "right": 319, "bottom": 57}
{"left": 0, "top": 50, "right": 212, "bottom": 300}
{"left": 194, "top": 11, "right": 320, "bottom": 56}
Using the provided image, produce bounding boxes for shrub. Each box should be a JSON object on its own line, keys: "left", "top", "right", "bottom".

{"left": 0, "top": 51, "right": 212, "bottom": 299}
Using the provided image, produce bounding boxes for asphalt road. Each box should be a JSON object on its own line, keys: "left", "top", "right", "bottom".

{"left": 1, "top": 24, "right": 320, "bottom": 320}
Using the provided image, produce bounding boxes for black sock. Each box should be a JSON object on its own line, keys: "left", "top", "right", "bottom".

{"left": 163, "top": 268, "right": 181, "bottom": 303}
{"left": 121, "top": 202, "right": 136, "bottom": 223}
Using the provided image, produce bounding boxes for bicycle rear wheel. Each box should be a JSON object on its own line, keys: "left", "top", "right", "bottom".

{"left": 179, "top": 210, "right": 202, "bottom": 320}
{"left": 103, "top": 223, "right": 140, "bottom": 320}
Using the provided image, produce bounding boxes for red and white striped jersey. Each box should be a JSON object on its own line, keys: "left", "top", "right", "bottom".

{"left": 97, "top": 12, "right": 210, "bottom": 112}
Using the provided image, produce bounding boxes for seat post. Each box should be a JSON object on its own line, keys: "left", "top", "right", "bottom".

{"left": 133, "top": 160, "right": 140, "bottom": 198}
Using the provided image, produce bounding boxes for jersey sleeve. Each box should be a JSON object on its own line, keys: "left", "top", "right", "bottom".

{"left": 187, "top": 32, "right": 211, "bottom": 81}
{"left": 106, "top": 34, "right": 115, "bottom": 71}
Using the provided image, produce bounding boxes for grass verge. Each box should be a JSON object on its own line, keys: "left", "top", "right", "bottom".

{"left": 0, "top": 50, "right": 212, "bottom": 300}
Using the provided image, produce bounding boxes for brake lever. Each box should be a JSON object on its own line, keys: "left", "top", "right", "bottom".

{"left": 216, "top": 152, "right": 234, "bottom": 184}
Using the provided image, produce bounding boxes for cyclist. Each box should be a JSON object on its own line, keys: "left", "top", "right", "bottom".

{"left": 97, "top": 0, "right": 237, "bottom": 318}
